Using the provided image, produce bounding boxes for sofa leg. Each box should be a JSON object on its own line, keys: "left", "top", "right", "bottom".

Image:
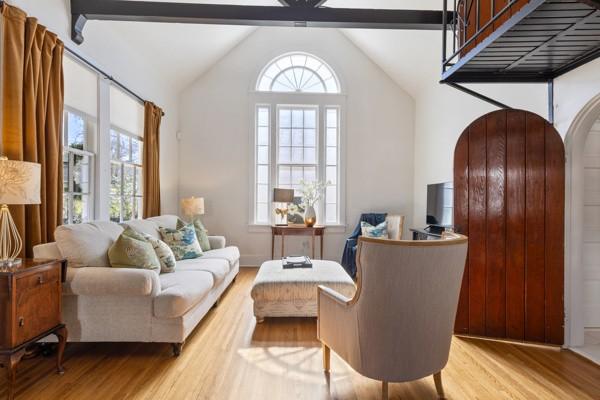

{"left": 171, "top": 342, "right": 184, "bottom": 357}
{"left": 213, "top": 297, "right": 220, "bottom": 308}
{"left": 322, "top": 344, "right": 330, "bottom": 372}
{"left": 381, "top": 381, "right": 388, "bottom": 400}
{"left": 434, "top": 371, "right": 445, "bottom": 398}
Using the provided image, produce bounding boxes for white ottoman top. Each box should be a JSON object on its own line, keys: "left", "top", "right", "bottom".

{"left": 251, "top": 260, "right": 356, "bottom": 302}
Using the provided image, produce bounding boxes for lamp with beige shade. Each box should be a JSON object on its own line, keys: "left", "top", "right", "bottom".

{"left": 0, "top": 157, "right": 41, "bottom": 266}
{"left": 273, "top": 188, "right": 294, "bottom": 226}
{"left": 181, "top": 196, "right": 205, "bottom": 223}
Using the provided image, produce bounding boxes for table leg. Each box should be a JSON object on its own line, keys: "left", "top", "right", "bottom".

{"left": 271, "top": 232, "right": 275, "bottom": 259}
{"left": 54, "top": 325, "right": 68, "bottom": 375}
{"left": 6, "top": 348, "right": 26, "bottom": 400}
{"left": 281, "top": 233, "right": 285, "bottom": 258}
{"left": 312, "top": 233, "right": 316, "bottom": 259}
{"left": 321, "top": 234, "right": 324, "bottom": 260}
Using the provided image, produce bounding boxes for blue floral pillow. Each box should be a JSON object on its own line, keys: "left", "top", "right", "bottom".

{"left": 159, "top": 224, "right": 203, "bottom": 260}
{"left": 361, "top": 221, "right": 389, "bottom": 239}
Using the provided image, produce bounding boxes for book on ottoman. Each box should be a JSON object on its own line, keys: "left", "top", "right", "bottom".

{"left": 282, "top": 255, "right": 312, "bottom": 269}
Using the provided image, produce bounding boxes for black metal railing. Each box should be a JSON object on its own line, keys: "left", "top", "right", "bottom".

{"left": 442, "top": 0, "right": 522, "bottom": 74}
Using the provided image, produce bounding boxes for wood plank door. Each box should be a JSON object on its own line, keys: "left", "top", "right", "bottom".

{"left": 453, "top": 109, "right": 565, "bottom": 345}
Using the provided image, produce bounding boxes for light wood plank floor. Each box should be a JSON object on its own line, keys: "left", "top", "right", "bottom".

{"left": 2, "top": 268, "right": 599, "bottom": 399}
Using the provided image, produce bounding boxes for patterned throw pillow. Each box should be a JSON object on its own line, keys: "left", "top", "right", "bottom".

{"left": 159, "top": 224, "right": 203, "bottom": 260}
{"left": 177, "top": 218, "right": 211, "bottom": 252}
{"left": 144, "top": 234, "right": 177, "bottom": 273}
{"left": 108, "top": 227, "right": 161, "bottom": 272}
{"left": 361, "top": 221, "right": 389, "bottom": 239}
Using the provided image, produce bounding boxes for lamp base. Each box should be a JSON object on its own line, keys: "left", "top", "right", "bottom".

{"left": 0, "top": 204, "right": 23, "bottom": 265}
{"left": 0, "top": 258, "right": 21, "bottom": 267}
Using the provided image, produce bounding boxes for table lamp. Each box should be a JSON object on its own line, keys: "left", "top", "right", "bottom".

{"left": 0, "top": 157, "right": 41, "bottom": 266}
{"left": 273, "top": 188, "right": 294, "bottom": 226}
{"left": 181, "top": 196, "right": 205, "bottom": 223}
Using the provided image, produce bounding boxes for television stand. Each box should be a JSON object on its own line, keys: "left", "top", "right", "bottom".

{"left": 410, "top": 225, "right": 446, "bottom": 240}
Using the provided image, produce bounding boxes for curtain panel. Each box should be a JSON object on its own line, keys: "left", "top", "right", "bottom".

{"left": 143, "top": 101, "right": 162, "bottom": 218}
{"left": 0, "top": 4, "right": 64, "bottom": 257}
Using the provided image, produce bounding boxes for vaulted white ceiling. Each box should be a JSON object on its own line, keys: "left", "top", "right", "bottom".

{"left": 87, "top": 0, "right": 444, "bottom": 96}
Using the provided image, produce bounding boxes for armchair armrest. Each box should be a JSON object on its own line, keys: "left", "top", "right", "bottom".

{"left": 65, "top": 267, "right": 161, "bottom": 297}
{"left": 208, "top": 236, "right": 226, "bottom": 249}
{"left": 318, "top": 285, "right": 352, "bottom": 306}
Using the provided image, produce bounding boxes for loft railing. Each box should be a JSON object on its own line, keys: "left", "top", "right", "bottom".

{"left": 442, "top": 0, "right": 523, "bottom": 74}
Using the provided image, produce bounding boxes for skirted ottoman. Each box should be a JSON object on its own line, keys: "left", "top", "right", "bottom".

{"left": 251, "top": 260, "right": 356, "bottom": 322}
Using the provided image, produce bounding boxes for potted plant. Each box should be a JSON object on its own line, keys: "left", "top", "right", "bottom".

{"left": 298, "top": 179, "right": 329, "bottom": 227}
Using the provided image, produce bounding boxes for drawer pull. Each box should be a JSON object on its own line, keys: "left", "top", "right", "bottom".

{"left": 38, "top": 276, "right": 44, "bottom": 285}
{"left": 18, "top": 317, "right": 24, "bottom": 327}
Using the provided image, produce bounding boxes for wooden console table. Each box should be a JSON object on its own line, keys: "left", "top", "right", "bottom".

{"left": 0, "top": 259, "right": 68, "bottom": 400}
{"left": 271, "top": 225, "right": 325, "bottom": 259}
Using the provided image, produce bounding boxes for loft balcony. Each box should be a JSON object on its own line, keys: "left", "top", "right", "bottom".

{"left": 441, "top": 0, "right": 600, "bottom": 83}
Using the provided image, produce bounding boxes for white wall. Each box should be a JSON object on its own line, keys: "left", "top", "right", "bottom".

{"left": 9, "top": 0, "right": 180, "bottom": 214}
{"left": 179, "top": 27, "right": 415, "bottom": 266}
{"left": 555, "top": 58, "right": 600, "bottom": 138}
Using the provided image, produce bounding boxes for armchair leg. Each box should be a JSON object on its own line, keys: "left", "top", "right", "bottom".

{"left": 322, "top": 344, "right": 330, "bottom": 372}
{"left": 382, "top": 381, "right": 388, "bottom": 400}
{"left": 434, "top": 371, "right": 445, "bottom": 399}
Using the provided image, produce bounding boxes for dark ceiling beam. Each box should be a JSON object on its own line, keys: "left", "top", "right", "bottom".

{"left": 278, "top": 0, "right": 330, "bottom": 7}
{"left": 70, "top": 0, "right": 452, "bottom": 45}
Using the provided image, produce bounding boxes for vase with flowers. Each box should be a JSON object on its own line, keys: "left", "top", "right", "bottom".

{"left": 298, "top": 179, "right": 329, "bottom": 227}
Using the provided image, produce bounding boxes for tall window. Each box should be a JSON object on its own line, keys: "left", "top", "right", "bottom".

{"left": 62, "top": 55, "right": 99, "bottom": 225}
{"left": 110, "top": 129, "right": 143, "bottom": 222}
{"left": 63, "top": 109, "right": 96, "bottom": 224}
{"left": 253, "top": 52, "right": 343, "bottom": 225}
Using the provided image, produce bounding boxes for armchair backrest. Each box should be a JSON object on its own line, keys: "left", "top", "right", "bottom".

{"left": 353, "top": 234, "right": 468, "bottom": 382}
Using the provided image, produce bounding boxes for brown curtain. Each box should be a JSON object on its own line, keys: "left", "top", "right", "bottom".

{"left": 1, "top": 4, "right": 63, "bottom": 257}
{"left": 143, "top": 101, "right": 162, "bottom": 218}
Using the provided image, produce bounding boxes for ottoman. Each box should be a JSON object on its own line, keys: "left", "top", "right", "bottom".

{"left": 251, "top": 260, "right": 356, "bottom": 322}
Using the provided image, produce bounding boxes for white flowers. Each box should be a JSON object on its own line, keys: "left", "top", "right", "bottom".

{"left": 298, "top": 179, "right": 330, "bottom": 208}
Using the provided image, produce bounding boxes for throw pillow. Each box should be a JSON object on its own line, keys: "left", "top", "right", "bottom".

{"left": 177, "top": 217, "right": 211, "bottom": 252}
{"left": 159, "top": 224, "right": 203, "bottom": 260}
{"left": 108, "top": 227, "right": 161, "bottom": 272}
{"left": 361, "top": 221, "right": 389, "bottom": 239}
{"left": 144, "top": 234, "right": 177, "bottom": 273}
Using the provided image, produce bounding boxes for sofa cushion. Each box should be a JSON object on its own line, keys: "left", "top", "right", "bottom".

{"left": 108, "top": 228, "right": 161, "bottom": 272}
{"left": 147, "top": 215, "right": 178, "bottom": 230}
{"left": 55, "top": 221, "right": 123, "bottom": 267}
{"left": 144, "top": 235, "right": 177, "bottom": 273}
{"left": 177, "top": 217, "right": 211, "bottom": 252}
{"left": 159, "top": 224, "right": 203, "bottom": 260}
{"left": 202, "top": 246, "right": 240, "bottom": 267}
{"left": 122, "top": 219, "right": 161, "bottom": 239}
{"left": 154, "top": 271, "right": 214, "bottom": 318}
{"left": 176, "top": 258, "right": 230, "bottom": 283}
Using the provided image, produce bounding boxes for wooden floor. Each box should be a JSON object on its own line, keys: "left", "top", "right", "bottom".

{"left": 2, "top": 268, "right": 600, "bottom": 400}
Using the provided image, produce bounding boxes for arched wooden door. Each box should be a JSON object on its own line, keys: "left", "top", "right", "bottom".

{"left": 453, "top": 109, "right": 564, "bottom": 345}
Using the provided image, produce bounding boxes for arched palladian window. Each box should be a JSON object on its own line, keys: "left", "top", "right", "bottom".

{"left": 252, "top": 52, "right": 344, "bottom": 227}
{"left": 257, "top": 52, "right": 340, "bottom": 94}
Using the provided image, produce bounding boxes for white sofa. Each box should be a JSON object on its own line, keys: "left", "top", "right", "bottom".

{"left": 33, "top": 215, "right": 240, "bottom": 356}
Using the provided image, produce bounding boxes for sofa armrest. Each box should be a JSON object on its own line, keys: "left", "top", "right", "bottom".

{"left": 208, "top": 236, "right": 226, "bottom": 249}
{"left": 65, "top": 267, "right": 161, "bottom": 297}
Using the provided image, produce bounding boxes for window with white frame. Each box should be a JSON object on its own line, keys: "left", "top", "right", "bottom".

{"left": 110, "top": 128, "right": 143, "bottom": 222}
{"left": 63, "top": 109, "right": 96, "bottom": 224}
{"left": 253, "top": 52, "right": 343, "bottom": 225}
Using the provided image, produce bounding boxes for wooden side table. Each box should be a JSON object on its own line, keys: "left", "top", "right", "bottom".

{"left": 0, "top": 259, "right": 68, "bottom": 400}
{"left": 271, "top": 225, "right": 326, "bottom": 259}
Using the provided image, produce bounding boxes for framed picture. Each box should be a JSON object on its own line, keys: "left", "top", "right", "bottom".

{"left": 287, "top": 196, "right": 305, "bottom": 224}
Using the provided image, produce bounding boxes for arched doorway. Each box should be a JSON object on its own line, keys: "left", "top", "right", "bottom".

{"left": 565, "top": 93, "right": 600, "bottom": 360}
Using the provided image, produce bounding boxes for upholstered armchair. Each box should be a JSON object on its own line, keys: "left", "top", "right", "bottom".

{"left": 318, "top": 233, "right": 468, "bottom": 399}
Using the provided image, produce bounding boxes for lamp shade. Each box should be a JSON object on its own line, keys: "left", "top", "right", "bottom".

{"left": 0, "top": 159, "right": 41, "bottom": 205}
{"left": 273, "top": 188, "right": 294, "bottom": 203}
{"left": 181, "top": 197, "right": 205, "bottom": 216}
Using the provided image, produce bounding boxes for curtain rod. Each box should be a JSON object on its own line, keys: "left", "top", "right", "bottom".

{"left": 64, "top": 46, "right": 165, "bottom": 117}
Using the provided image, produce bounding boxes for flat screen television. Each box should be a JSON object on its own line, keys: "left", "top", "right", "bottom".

{"left": 426, "top": 182, "right": 453, "bottom": 227}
